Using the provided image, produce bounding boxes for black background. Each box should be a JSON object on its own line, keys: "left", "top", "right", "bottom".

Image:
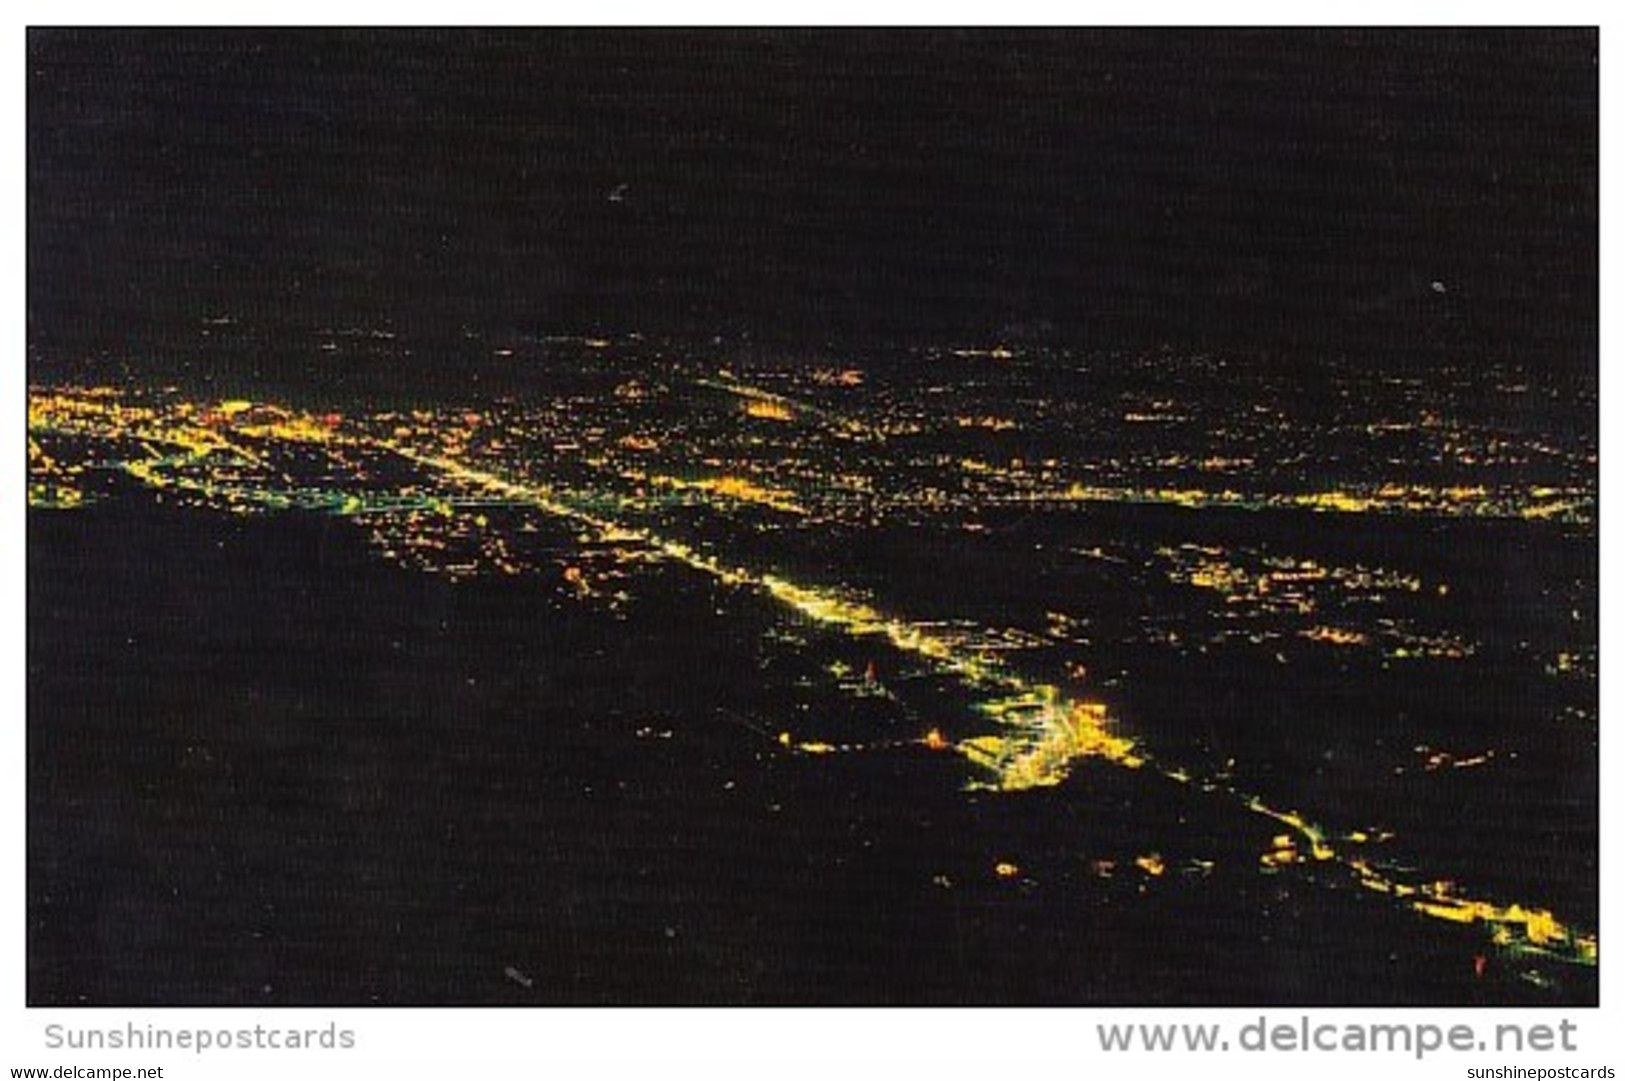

{"left": 28, "top": 28, "right": 1597, "bottom": 366}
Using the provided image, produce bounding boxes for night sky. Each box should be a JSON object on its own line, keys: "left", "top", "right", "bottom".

{"left": 28, "top": 28, "right": 1598, "bottom": 364}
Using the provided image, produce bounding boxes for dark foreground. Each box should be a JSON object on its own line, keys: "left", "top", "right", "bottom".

{"left": 29, "top": 496, "right": 1597, "bottom": 1005}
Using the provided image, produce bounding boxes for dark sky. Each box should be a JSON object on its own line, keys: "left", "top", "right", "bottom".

{"left": 28, "top": 28, "right": 1598, "bottom": 362}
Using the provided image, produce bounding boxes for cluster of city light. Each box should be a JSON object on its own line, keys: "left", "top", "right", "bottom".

{"left": 1032, "top": 479, "right": 1592, "bottom": 524}
{"left": 27, "top": 382, "right": 1598, "bottom": 974}
{"left": 1149, "top": 543, "right": 1486, "bottom": 661}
